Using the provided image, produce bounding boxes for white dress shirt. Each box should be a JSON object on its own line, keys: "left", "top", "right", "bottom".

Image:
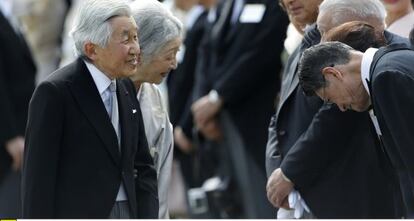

{"left": 84, "top": 61, "right": 127, "bottom": 201}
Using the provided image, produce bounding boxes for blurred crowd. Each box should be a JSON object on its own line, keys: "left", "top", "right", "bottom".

{"left": 1, "top": 0, "right": 414, "bottom": 219}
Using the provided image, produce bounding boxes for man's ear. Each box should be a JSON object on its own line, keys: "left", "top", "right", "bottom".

{"left": 84, "top": 42, "right": 98, "bottom": 61}
{"left": 322, "top": 66, "right": 344, "bottom": 81}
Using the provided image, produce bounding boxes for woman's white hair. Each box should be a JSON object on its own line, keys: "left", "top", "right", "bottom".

{"left": 319, "top": 0, "right": 386, "bottom": 29}
{"left": 130, "top": 0, "right": 183, "bottom": 64}
{"left": 70, "top": 0, "right": 132, "bottom": 60}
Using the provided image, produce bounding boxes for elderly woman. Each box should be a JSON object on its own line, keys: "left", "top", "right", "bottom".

{"left": 129, "top": 0, "right": 183, "bottom": 218}
{"left": 382, "top": 0, "right": 414, "bottom": 38}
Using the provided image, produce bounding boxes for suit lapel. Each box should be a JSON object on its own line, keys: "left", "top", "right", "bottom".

{"left": 211, "top": 0, "right": 234, "bottom": 52}
{"left": 68, "top": 59, "right": 121, "bottom": 168}
{"left": 223, "top": 0, "right": 252, "bottom": 45}
{"left": 117, "top": 81, "right": 137, "bottom": 168}
{"left": 117, "top": 79, "right": 140, "bottom": 218}
{"left": 276, "top": 48, "right": 301, "bottom": 115}
{"left": 211, "top": 0, "right": 234, "bottom": 41}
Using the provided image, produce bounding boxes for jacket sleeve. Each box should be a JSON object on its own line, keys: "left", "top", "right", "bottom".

{"left": 214, "top": 2, "right": 288, "bottom": 106}
{"left": 265, "top": 113, "right": 282, "bottom": 177}
{"left": 280, "top": 103, "right": 373, "bottom": 190}
{"left": 0, "top": 53, "right": 19, "bottom": 146}
{"left": 22, "top": 81, "right": 63, "bottom": 218}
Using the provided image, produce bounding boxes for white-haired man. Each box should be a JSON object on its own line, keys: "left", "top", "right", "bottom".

{"left": 22, "top": 0, "right": 158, "bottom": 218}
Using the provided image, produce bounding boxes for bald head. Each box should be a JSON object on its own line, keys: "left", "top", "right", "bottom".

{"left": 317, "top": 0, "right": 386, "bottom": 36}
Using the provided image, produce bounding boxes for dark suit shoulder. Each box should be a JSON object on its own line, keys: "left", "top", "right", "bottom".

{"left": 45, "top": 58, "right": 85, "bottom": 85}
{"left": 372, "top": 69, "right": 414, "bottom": 91}
{"left": 372, "top": 48, "right": 414, "bottom": 80}
{"left": 384, "top": 30, "right": 410, "bottom": 45}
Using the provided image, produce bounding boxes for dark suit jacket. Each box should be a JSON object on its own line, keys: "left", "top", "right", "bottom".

{"left": 193, "top": 0, "right": 289, "bottom": 169}
{"left": 369, "top": 43, "right": 414, "bottom": 189}
{"left": 168, "top": 9, "right": 208, "bottom": 128}
{"left": 265, "top": 25, "right": 399, "bottom": 218}
{"left": 22, "top": 58, "right": 158, "bottom": 218}
{"left": 0, "top": 11, "right": 36, "bottom": 183}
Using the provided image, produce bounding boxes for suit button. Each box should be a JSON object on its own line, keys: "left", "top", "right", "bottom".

{"left": 278, "top": 130, "right": 286, "bottom": 136}
{"left": 133, "top": 169, "right": 138, "bottom": 178}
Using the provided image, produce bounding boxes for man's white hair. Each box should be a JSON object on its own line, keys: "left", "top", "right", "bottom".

{"left": 319, "top": 0, "right": 386, "bottom": 30}
{"left": 70, "top": 0, "right": 132, "bottom": 60}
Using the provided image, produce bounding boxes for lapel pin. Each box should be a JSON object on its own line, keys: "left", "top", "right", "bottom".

{"left": 132, "top": 109, "right": 137, "bottom": 114}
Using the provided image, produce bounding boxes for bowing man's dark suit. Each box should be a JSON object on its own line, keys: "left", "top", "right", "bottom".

{"left": 22, "top": 58, "right": 158, "bottom": 218}
{"left": 368, "top": 43, "right": 414, "bottom": 212}
{"left": 266, "top": 25, "right": 399, "bottom": 218}
{"left": 0, "top": 10, "right": 36, "bottom": 183}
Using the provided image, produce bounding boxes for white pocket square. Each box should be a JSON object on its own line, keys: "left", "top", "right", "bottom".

{"left": 132, "top": 109, "right": 137, "bottom": 114}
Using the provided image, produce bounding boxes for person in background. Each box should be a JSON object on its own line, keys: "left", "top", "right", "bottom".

{"left": 17, "top": 0, "right": 69, "bottom": 84}
{"left": 169, "top": 0, "right": 217, "bottom": 187}
{"left": 129, "top": 0, "right": 183, "bottom": 218}
{"left": 382, "top": 0, "right": 414, "bottom": 38}
{"left": 158, "top": 0, "right": 197, "bottom": 109}
{"left": 22, "top": 0, "right": 158, "bottom": 218}
{"left": 188, "top": 0, "right": 289, "bottom": 217}
{"left": 59, "top": 0, "right": 82, "bottom": 67}
{"left": 0, "top": 0, "right": 36, "bottom": 217}
{"left": 163, "top": 0, "right": 198, "bottom": 27}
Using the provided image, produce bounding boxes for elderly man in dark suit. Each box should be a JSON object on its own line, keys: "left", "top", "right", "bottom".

{"left": 265, "top": 0, "right": 401, "bottom": 218}
{"left": 22, "top": 0, "right": 158, "bottom": 218}
{"left": 298, "top": 40, "right": 414, "bottom": 217}
{"left": 0, "top": 3, "right": 36, "bottom": 217}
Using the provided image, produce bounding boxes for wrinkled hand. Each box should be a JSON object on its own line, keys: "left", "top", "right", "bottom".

{"left": 199, "top": 118, "right": 222, "bottom": 141}
{"left": 5, "top": 136, "right": 25, "bottom": 171}
{"left": 266, "top": 168, "right": 294, "bottom": 209}
{"left": 191, "top": 95, "right": 223, "bottom": 127}
{"left": 174, "top": 126, "right": 193, "bottom": 154}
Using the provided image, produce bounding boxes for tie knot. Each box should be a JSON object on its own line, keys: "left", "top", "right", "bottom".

{"left": 109, "top": 81, "right": 117, "bottom": 93}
